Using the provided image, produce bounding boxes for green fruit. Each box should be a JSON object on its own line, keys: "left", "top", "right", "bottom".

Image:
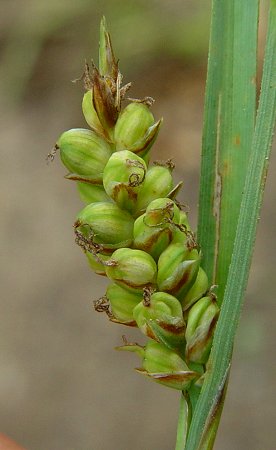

{"left": 76, "top": 202, "right": 134, "bottom": 254}
{"left": 106, "top": 283, "right": 142, "bottom": 325}
{"left": 115, "top": 102, "right": 154, "bottom": 149}
{"left": 133, "top": 198, "right": 177, "bottom": 254}
{"left": 103, "top": 150, "right": 146, "bottom": 212}
{"left": 185, "top": 295, "right": 219, "bottom": 364}
{"left": 114, "top": 102, "right": 161, "bottom": 158}
{"left": 144, "top": 198, "right": 181, "bottom": 226}
{"left": 56, "top": 128, "right": 112, "bottom": 183}
{"left": 82, "top": 90, "right": 105, "bottom": 136}
{"left": 133, "top": 291, "right": 185, "bottom": 348}
{"left": 126, "top": 119, "right": 162, "bottom": 159}
{"left": 135, "top": 165, "right": 174, "bottom": 214}
{"left": 157, "top": 242, "right": 201, "bottom": 300}
{"left": 117, "top": 341, "right": 199, "bottom": 390}
{"left": 181, "top": 268, "right": 209, "bottom": 310}
{"left": 133, "top": 214, "right": 173, "bottom": 261}
{"left": 133, "top": 198, "right": 181, "bottom": 260}
{"left": 105, "top": 248, "right": 157, "bottom": 292}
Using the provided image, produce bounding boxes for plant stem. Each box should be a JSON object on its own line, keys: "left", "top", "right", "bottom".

{"left": 185, "top": 1, "right": 276, "bottom": 448}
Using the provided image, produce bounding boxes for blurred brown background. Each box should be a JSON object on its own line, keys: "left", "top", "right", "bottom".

{"left": 0, "top": 1, "right": 275, "bottom": 449}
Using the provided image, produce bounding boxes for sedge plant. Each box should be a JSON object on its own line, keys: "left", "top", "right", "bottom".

{"left": 50, "top": 5, "right": 276, "bottom": 449}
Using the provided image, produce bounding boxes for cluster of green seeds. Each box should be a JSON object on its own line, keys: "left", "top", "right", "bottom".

{"left": 51, "top": 18, "right": 219, "bottom": 391}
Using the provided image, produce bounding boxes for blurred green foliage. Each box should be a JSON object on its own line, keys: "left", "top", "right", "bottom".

{"left": 0, "top": 0, "right": 210, "bottom": 106}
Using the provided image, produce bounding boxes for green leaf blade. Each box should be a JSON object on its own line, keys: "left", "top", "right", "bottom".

{"left": 186, "top": 1, "right": 276, "bottom": 448}
{"left": 198, "top": 0, "right": 259, "bottom": 302}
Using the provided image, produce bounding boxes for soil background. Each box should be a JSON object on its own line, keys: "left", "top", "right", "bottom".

{"left": 0, "top": 1, "right": 275, "bottom": 449}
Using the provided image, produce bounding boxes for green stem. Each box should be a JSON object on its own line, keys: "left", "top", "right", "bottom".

{"left": 185, "top": 1, "right": 276, "bottom": 448}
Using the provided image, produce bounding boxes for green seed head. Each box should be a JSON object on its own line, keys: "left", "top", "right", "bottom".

{"left": 185, "top": 295, "right": 219, "bottom": 364}
{"left": 106, "top": 283, "right": 142, "bottom": 326}
{"left": 56, "top": 128, "right": 112, "bottom": 183}
{"left": 133, "top": 291, "right": 185, "bottom": 348}
{"left": 76, "top": 202, "right": 134, "bottom": 254}
{"left": 77, "top": 182, "right": 110, "bottom": 204}
{"left": 135, "top": 165, "right": 174, "bottom": 214}
{"left": 54, "top": 18, "right": 214, "bottom": 393}
{"left": 157, "top": 242, "right": 201, "bottom": 299}
{"left": 105, "top": 248, "right": 157, "bottom": 293}
{"left": 103, "top": 150, "right": 147, "bottom": 212}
